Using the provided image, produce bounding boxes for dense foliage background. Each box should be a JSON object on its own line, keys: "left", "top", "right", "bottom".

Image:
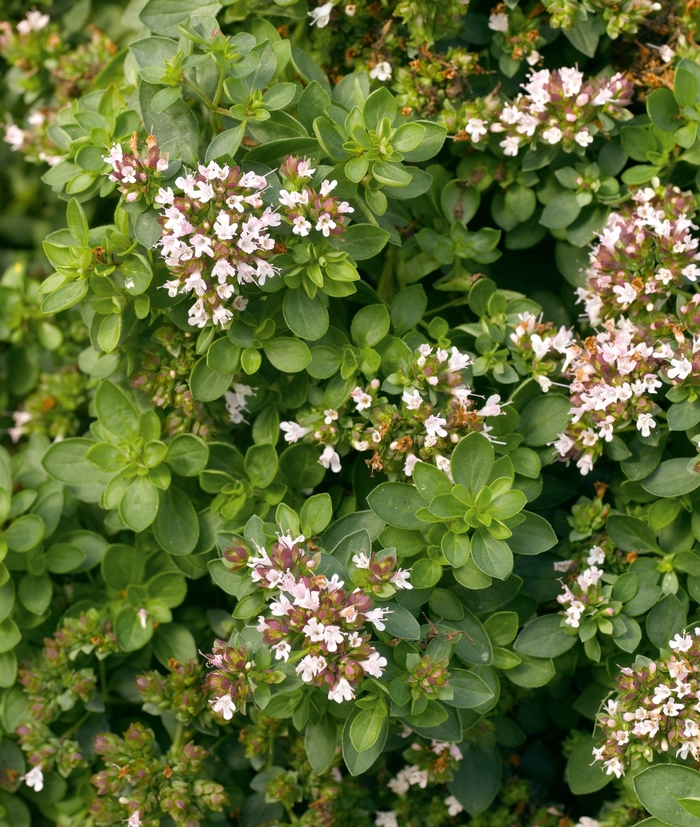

{"left": 4, "top": 0, "right": 700, "bottom": 826}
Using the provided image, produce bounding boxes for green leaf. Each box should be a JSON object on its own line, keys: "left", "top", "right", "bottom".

{"left": 140, "top": 81, "right": 199, "bottom": 167}
{"left": 305, "top": 714, "right": 337, "bottom": 775}
{"left": 336, "top": 225, "right": 390, "bottom": 260}
{"left": 165, "top": 434, "right": 209, "bottom": 476}
{"left": 120, "top": 477, "right": 159, "bottom": 532}
{"left": 153, "top": 487, "right": 199, "bottom": 555}
{"left": 565, "top": 734, "right": 610, "bottom": 794}
{"left": 115, "top": 606, "right": 152, "bottom": 651}
{"left": 441, "top": 531, "right": 472, "bottom": 567}
{"left": 381, "top": 604, "right": 421, "bottom": 639}
{"left": 450, "top": 432, "right": 494, "bottom": 498}
{"left": 519, "top": 395, "right": 571, "bottom": 447}
{"left": 506, "top": 653, "right": 555, "bottom": 687}
{"left": 5, "top": 515, "right": 45, "bottom": 553}
{"left": 367, "top": 483, "right": 430, "bottom": 529}
{"left": 351, "top": 304, "right": 390, "bottom": 348}
{"left": 505, "top": 185, "right": 536, "bottom": 223}
{"left": 641, "top": 458, "right": 700, "bottom": 497}
{"left": 634, "top": 765, "right": 700, "bottom": 827}
{"left": 205, "top": 122, "right": 246, "bottom": 163}
{"left": 472, "top": 528, "right": 513, "bottom": 580}
{"left": 95, "top": 381, "right": 140, "bottom": 440}
{"left": 676, "top": 67, "right": 699, "bottom": 108}
{"left": 283, "top": 289, "right": 329, "bottom": 341}
{"left": 300, "top": 493, "right": 333, "bottom": 536}
{"left": 507, "top": 512, "right": 557, "bottom": 555}
{"left": 66, "top": 198, "right": 89, "bottom": 245}
{"left": 245, "top": 444, "right": 278, "bottom": 489}
{"left": 363, "top": 86, "right": 397, "bottom": 131}
{"left": 647, "top": 87, "right": 682, "bottom": 132}
{"left": 540, "top": 192, "right": 581, "bottom": 229}
{"left": 350, "top": 707, "right": 383, "bottom": 752}
{"left": 413, "top": 461, "right": 452, "bottom": 501}
{"left": 514, "top": 615, "right": 577, "bottom": 658}
{"left": 401, "top": 121, "right": 446, "bottom": 161}
{"left": 41, "top": 279, "right": 89, "bottom": 314}
{"left": 190, "top": 357, "right": 234, "bottom": 402}
{"left": 342, "top": 708, "right": 389, "bottom": 775}
{"left": 390, "top": 285, "right": 427, "bottom": 335}
{"left": 102, "top": 544, "right": 144, "bottom": 591}
{"left": 448, "top": 746, "right": 500, "bottom": 816}
{"left": 0, "top": 618, "right": 21, "bottom": 654}
{"left": 153, "top": 622, "right": 197, "bottom": 666}
{"left": 606, "top": 514, "right": 660, "bottom": 553}
{"left": 668, "top": 399, "right": 700, "bottom": 431}
{"left": 140, "top": 0, "right": 223, "bottom": 37}
{"left": 263, "top": 338, "right": 311, "bottom": 372}
{"left": 442, "top": 669, "right": 494, "bottom": 709}
{"left": 646, "top": 594, "right": 686, "bottom": 651}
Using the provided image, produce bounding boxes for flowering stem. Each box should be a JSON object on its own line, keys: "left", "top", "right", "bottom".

{"left": 171, "top": 719, "right": 185, "bottom": 752}
{"left": 60, "top": 710, "right": 91, "bottom": 741}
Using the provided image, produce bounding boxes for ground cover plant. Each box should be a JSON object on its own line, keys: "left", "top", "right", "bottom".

{"left": 6, "top": 0, "right": 700, "bottom": 826}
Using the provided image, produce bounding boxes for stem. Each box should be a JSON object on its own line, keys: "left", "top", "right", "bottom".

{"left": 423, "top": 296, "right": 472, "bottom": 317}
{"left": 353, "top": 192, "right": 379, "bottom": 226}
{"left": 376, "top": 244, "right": 396, "bottom": 305}
{"left": 212, "top": 67, "right": 225, "bottom": 109}
{"left": 61, "top": 711, "right": 91, "bottom": 741}
{"left": 282, "top": 800, "right": 299, "bottom": 824}
{"left": 171, "top": 719, "right": 185, "bottom": 752}
{"left": 99, "top": 658, "right": 109, "bottom": 708}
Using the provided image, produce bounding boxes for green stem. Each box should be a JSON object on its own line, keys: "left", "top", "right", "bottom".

{"left": 212, "top": 67, "right": 225, "bottom": 109}
{"left": 282, "top": 800, "right": 299, "bottom": 824}
{"left": 423, "top": 296, "right": 472, "bottom": 317}
{"left": 376, "top": 244, "right": 396, "bottom": 305}
{"left": 171, "top": 719, "right": 186, "bottom": 752}
{"left": 61, "top": 710, "right": 91, "bottom": 741}
{"left": 98, "top": 658, "right": 110, "bottom": 711}
{"left": 353, "top": 192, "right": 379, "bottom": 226}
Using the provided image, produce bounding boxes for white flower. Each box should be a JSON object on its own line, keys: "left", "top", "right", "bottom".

{"left": 575, "top": 818, "right": 600, "bottom": 827}
{"left": 613, "top": 282, "right": 637, "bottom": 306}
{"left": 559, "top": 67, "right": 583, "bottom": 97}
{"left": 670, "top": 633, "right": 693, "bottom": 652}
{"left": 587, "top": 546, "right": 605, "bottom": 566}
{"left": 553, "top": 559, "right": 574, "bottom": 572}
{"left": 292, "top": 215, "right": 312, "bottom": 236}
{"left": 296, "top": 654, "right": 327, "bottom": 682}
{"left": 280, "top": 421, "right": 311, "bottom": 443}
{"left": 213, "top": 303, "right": 233, "bottom": 327}
{"left": 345, "top": 2, "right": 356, "bottom": 14}
{"left": 375, "top": 812, "right": 398, "bottom": 827}
{"left": 137, "top": 608, "right": 149, "bottom": 629}
{"left": 188, "top": 298, "right": 209, "bottom": 328}
{"left": 466, "top": 118, "right": 488, "bottom": 141}
{"left": 636, "top": 413, "right": 656, "bottom": 437}
{"left": 542, "top": 126, "right": 563, "bottom": 144}
{"left": 316, "top": 213, "right": 337, "bottom": 236}
{"left": 402, "top": 388, "right": 423, "bottom": 410}
{"left": 361, "top": 651, "right": 388, "bottom": 677}
{"left": 445, "top": 796, "right": 464, "bottom": 816}
{"left": 480, "top": 394, "right": 504, "bottom": 417}
{"left": 575, "top": 129, "right": 594, "bottom": 147}
{"left": 324, "top": 409, "right": 338, "bottom": 424}
{"left": 190, "top": 234, "right": 214, "bottom": 258}
{"left": 5, "top": 124, "right": 26, "bottom": 151}
{"left": 352, "top": 552, "right": 371, "bottom": 569}
{"left": 271, "top": 641, "right": 291, "bottom": 662}
{"left": 351, "top": 387, "right": 373, "bottom": 410}
{"left": 604, "top": 757, "right": 624, "bottom": 778}
{"left": 319, "top": 445, "right": 341, "bottom": 472}
{"left": 364, "top": 607, "right": 390, "bottom": 630}
{"left": 22, "top": 765, "right": 44, "bottom": 791}
{"left": 209, "top": 693, "right": 236, "bottom": 720}
{"left": 425, "top": 415, "right": 448, "bottom": 438}
{"left": 309, "top": 1, "right": 334, "bottom": 26}
{"left": 328, "top": 677, "right": 354, "bottom": 702}
{"left": 488, "top": 12, "right": 509, "bottom": 31}
{"left": 658, "top": 44, "right": 675, "bottom": 62}
{"left": 320, "top": 179, "right": 338, "bottom": 196}
{"left": 500, "top": 136, "right": 520, "bottom": 156}
{"left": 390, "top": 569, "right": 412, "bottom": 589}
{"left": 128, "top": 812, "right": 142, "bottom": 827}
{"left": 526, "top": 50, "right": 541, "bottom": 66}
{"left": 404, "top": 454, "right": 419, "bottom": 476}
{"left": 370, "top": 61, "right": 393, "bottom": 81}
{"left": 214, "top": 211, "right": 237, "bottom": 240}
{"left": 448, "top": 347, "right": 472, "bottom": 371}
{"left": 668, "top": 357, "right": 693, "bottom": 381}
{"left": 18, "top": 11, "right": 50, "bottom": 34}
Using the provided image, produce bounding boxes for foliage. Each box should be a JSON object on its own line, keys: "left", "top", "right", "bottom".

{"left": 2, "top": 0, "right": 700, "bottom": 827}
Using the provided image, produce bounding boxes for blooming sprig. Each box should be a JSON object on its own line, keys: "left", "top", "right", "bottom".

{"left": 544, "top": 0, "right": 663, "bottom": 39}
{"left": 552, "top": 318, "right": 662, "bottom": 474}
{"left": 491, "top": 67, "right": 633, "bottom": 156}
{"left": 555, "top": 544, "right": 611, "bottom": 629}
{"left": 508, "top": 312, "right": 576, "bottom": 392}
{"left": 212, "top": 533, "right": 397, "bottom": 705}
{"left": 388, "top": 739, "right": 464, "bottom": 798}
{"left": 593, "top": 628, "right": 700, "bottom": 778}
{"left": 577, "top": 186, "right": 700, "bottom": 327}
{"left": 102, "top": 134, "right": 170, "bottom": 204}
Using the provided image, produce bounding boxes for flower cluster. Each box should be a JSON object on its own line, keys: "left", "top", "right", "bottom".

{"left": 136, "top": 658, "right": 211, "bottom": 723}
{"left": 10, "top": 367, "right": 87, "bottom": 442}
{"left": 543, "top": 0, "right": 662, "bottom": 39}
{"left": 102, "top": 135, "right": 170, "bottom": 204}
{"left": 552, "top": 318, "right": 662, "bottom": 474}
{"left": 280, "top": 342, "right": 509, "bottom": 479}
{"left": 593, "top": 628, "right": 700, "bottom": 777}
{"left": 149, "top": 155, "right": 351, "bottom": 329}
{"left": 130, "top": 323, "right": 214, "bottom": 438}
{"left": 555, "top": 545, "right": 612, "bottom": 628}
{"left": 488, "top": 4, "right": 546, "bottom": 68}
{"left": 203, "top": 640, "right": 282, "bottom": 719}
{"left": 4, "top": 111, "right": 62, "bottom": 166}
{"left": 489, "top": 68, "right": 634, "bottom": 156}
{"left": 508, "top": 312, "right": 575, "bottom": 392}
{"left": 555, "top": 185, "right": 700, "bottom": 474}
{"left": 90, "top": 722, "right": 227, "bottom": 827}
{"left": 16, "top": 611, "right": 119, "bottom": 780}
{"left": 213, "top": 533, "right": 401, "bottom": 705}
{"left": 576, "top": 187, "right": 700, "bottom": 327}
